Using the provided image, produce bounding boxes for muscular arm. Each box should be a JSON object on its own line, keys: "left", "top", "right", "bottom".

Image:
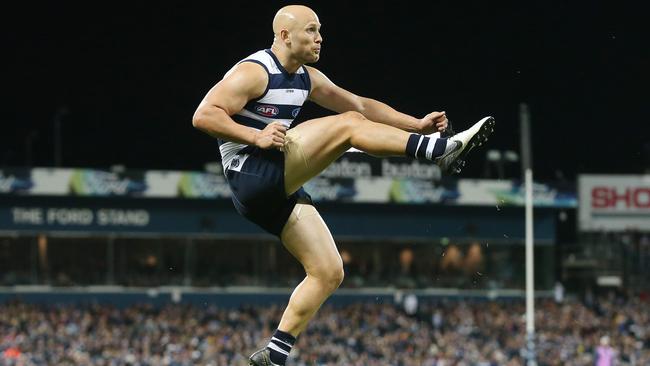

{"left": 306, "top": 66, "right": 445, "bottom": 134}
{"left": 192, "top": 62, "right": 286, "bottom": 149}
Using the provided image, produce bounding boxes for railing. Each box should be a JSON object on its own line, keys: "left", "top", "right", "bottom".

{"left": 0, "top": 285, "right": 555, "bottom": 307}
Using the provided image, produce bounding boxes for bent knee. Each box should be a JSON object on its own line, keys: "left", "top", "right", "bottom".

{"left": 331, "top": 267, "right": 345, "bottom": 289}
{"left": 310, "top": 264, "right": 345, "bottom": 292}
{"left": 332, "top": 111, "right": 367, "bottom": 137}
{"left": 339, "top": 111, "right": 366, "bottom": 122}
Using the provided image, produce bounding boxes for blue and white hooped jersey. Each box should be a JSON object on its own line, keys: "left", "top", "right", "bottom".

{"left": 219, "top": 49, "right": 311, "bottom": 170}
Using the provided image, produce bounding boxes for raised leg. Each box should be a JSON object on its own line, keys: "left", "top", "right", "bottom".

{"left": 284, "top": 111, "right": 410, "bottom": 194}
{"left": 284, "top": 113, "right": 496, "bottom": 193}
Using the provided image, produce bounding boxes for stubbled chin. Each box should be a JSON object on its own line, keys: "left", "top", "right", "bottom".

{"left": 304, "top": 55, "right": 320, "bottom": 64}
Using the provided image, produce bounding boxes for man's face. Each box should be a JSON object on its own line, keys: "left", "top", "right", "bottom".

{"left": 292, "top": 20, "right": 322, "bottom": 64}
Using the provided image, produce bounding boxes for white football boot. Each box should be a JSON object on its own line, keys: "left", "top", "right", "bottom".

{"left": 435, "top": 116, "right": 495, "bottom": 174}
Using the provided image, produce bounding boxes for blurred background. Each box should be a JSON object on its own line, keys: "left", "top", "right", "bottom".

{"left": 1, "top": 1, "right": 648, "bottom": 365}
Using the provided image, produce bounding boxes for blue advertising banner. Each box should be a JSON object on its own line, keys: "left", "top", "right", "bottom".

{"left": 0, "top": 160, "right": 577, "bottom": 207}
{"left": 0, "top": 193, "right": 555, "bottom": 241}
{"left": 0, "top": 197, "right": 258, "bottom": 235}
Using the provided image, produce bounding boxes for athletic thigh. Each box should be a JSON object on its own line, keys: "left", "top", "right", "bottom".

{"left": 280, "top": 204, "right": 342, "bottom": 277}
{"left": 284, "top": 112, "right": 360, "bottom": 195}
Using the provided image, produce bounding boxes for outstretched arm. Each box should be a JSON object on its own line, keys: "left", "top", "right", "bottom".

{"left": 193, "top": 62, "right": 288, "bottom": 150}
{"left": 305, "top": 66, "right": 447, "bottom": 135}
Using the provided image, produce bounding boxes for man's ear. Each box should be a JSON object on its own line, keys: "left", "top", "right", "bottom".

{"left": 280, "top": 29, "right": 291, "bottom": 45}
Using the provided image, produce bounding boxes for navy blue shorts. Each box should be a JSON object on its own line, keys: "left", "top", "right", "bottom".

{"left": 225, "top": 147, "right": 312, "bottom": 236}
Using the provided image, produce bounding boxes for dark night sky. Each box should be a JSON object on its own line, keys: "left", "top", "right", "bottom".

{"left": 2, "top": 1, "right": 648, "bottom": 180}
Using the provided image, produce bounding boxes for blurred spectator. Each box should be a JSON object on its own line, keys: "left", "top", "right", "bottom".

{"left": 464, "top": 242, "right": 484, "bottom": 276}
{"left": 596, "top": 336, "right": 615, "bottom": 366}
{"left": 403, "top": 293, "right": 418, "bottom": 316}
{"left": 395, "top": 248, "right": 417, "bottom": 288}
{"left": 554, "top": 281, "right": 565, "bottom": 303}
{"left": 440, "top": 244, "right": 463, "bottom": 274}
{"left": 1, "top": 296, "right": 648, "bottom": 365}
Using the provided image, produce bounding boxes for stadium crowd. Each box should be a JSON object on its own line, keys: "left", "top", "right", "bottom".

{"left": 1, "top": 296, "right": 649, "bottom": 366}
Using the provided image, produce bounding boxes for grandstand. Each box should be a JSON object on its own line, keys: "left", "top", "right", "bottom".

{"left": 2, "top": 158, "right": 648, "bottom": 365}
{"left": 2, "top": 2, "right": 647, "bottom": 366}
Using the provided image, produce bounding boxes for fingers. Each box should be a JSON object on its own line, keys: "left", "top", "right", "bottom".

{"left": 271, "top": 124, "right": 286, "bottom": 144}
{"left": 258, "top": 122, "right": 287, "bottom": 149}
{"left": 268, "top": 122, "right": 287, "bottom": 139}
{"left": 268, "top": 121, "right": 287, "bottom": 133}
{"left": 428, "top": 111, "right": 448, "bottom": 132}
{"left": 430, "top": 111, "right": 446, "bottom": 120}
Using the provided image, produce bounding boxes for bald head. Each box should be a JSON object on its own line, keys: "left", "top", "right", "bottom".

{"left": 271, "top": 5, "right": 322, "bottom": 67}
{"left": 273, "top": 5, "right": 319, "bottom": 36}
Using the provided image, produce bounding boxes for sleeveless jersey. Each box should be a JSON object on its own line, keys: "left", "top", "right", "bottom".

{"left": 219, "top": 49, "right": 311, "bottom": 170}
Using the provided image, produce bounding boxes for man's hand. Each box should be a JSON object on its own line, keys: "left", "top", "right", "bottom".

{"left": 254, "top": 122, "right": 287, "bottom": 150}
{"left": 417, "top": 111, "right": 448, "bottom": 135}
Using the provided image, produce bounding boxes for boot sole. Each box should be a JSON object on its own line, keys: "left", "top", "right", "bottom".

{"left": 444, "top": 116, "right": 495, "bottom": 174}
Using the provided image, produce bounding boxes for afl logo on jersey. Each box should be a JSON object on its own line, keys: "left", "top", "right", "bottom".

{"left": 291, "top": 108, "right": 301, "bottom": 118}
{"left": 256, "top": 105, "right": 279, "bottom": 117}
